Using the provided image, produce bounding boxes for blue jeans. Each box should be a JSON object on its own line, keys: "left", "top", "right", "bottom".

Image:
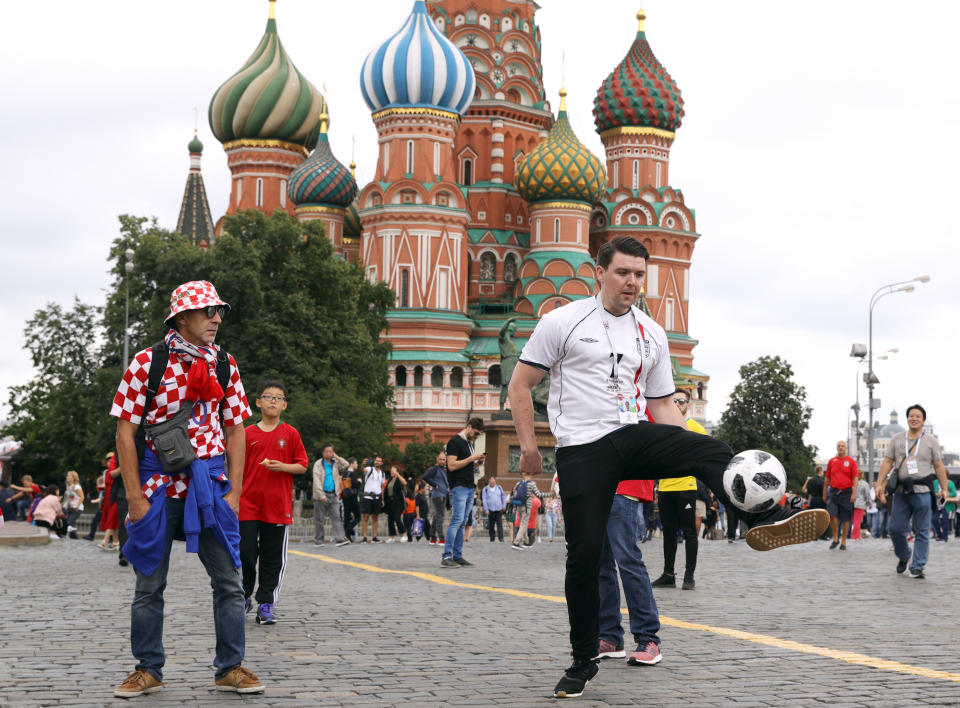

{"left": 443, "top": 486, "right": 474, "bottom": 560}
{"left": 131, "top": 499, "right": 245, "bottom": 681}
{"left": 932, "top": 505, "right": 950, "bottom": 541}
{"left": 545, "top": 510, "right": 558, "bottom": 539}
{"left": 872, "top": 507, "right": 888, "bottom": 538}
{"left": 889, "top": 491, "right": 931, "bottom": 571}
{"left": 598, "top": 495, "right": 661, "bottom": 648}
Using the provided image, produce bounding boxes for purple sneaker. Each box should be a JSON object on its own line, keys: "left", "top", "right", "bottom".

{"left": 255, "top": 603, "right": 276, "bottom": 625}
{"left": 244, "top": 597, "right": 253, "bottom": 615}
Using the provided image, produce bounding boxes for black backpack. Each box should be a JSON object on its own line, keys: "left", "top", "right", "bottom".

{"left": 135, "top": 341, "right": 230, "bottom": 459}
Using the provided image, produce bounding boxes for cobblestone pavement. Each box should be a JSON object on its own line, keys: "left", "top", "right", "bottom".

{"left": 2, "top": 532, "right": 959, "bottom": 706}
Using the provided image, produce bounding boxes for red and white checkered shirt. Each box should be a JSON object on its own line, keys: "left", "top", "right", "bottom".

{"left": 110, "top": 346, "right": 251, "bottom": 498}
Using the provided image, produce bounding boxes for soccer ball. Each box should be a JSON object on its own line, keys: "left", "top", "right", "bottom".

{"left": 722, "top": 450, "right": 787, "bottom": 513}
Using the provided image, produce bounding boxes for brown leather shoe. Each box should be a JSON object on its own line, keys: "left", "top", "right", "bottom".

{"left": 745, "top": 509, "right": 830, "bottom": 551}
{"left": 215, "top": 666, "right": 265, "bottom": 694}
{"left": 114, "top": 670, "right": 163, "bottom": 698}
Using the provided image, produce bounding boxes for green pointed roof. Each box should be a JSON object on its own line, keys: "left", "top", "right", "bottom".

{"left": 208, "top": 2, "right": 324, "bottom": 149}
{"left": 515, "top": 90, "right": 606, "bottom": 205}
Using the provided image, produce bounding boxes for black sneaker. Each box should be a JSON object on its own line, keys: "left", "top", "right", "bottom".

{"left": 371, "top": 537, "right": 382, "bottom": 543}
{"left": 553, "top": 660, "right": 599, "bottom": 699}
{"left": 454, "top": 557, "right": 473, "bottom": 566}
{"left": 896, "top": 558, "right": 908, "bottom": 574}
{"left": 839, "top": 544, "right": 846, "bottom": 551}
{"left": 829, "top": 540, "right": 839, "bottom": 549}
{"left": 909, "top": 568, "right": 925, "bottom": 579}
{"left": 651, "top": 573, "right": 675, "bottom": 588}
{"left": 440, "top": 557, "right": 459, "bottom": 568}
{"left": 681, "top": 577, "right": 695, "bottom": 590}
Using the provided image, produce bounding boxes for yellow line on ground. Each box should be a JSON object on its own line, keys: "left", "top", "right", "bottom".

{"left": 289, "top": 549, "right": 960, "bottom": 684}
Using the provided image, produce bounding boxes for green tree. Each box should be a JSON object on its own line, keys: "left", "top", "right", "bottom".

{"left": 3, "top": 299, "right": 113, "bottom": 483}
{"left": 402, "top": 433, "right": 445, "bottom": 481}
{"left": 5, "top": 210, "right": 397, "bottom": 485}
{"left": 715, "top": 355, "right": 818, "bottom": 490}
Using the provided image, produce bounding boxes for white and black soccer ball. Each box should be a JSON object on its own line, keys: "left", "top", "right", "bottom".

{"left": 722, "top": 450, "right": 787, "bottom": 513}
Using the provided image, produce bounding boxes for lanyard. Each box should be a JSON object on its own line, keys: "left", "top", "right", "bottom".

{"left": 596, "top": 295, "right": 643, "bottom": 387}
{"left": 905, "top": 434, "right": 921, "bottom": 458}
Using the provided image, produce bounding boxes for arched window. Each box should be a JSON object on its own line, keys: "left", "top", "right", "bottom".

{"left": 433, "top": 142, "right": 441, "bottom": 176}
{"left": 279, "top": 179, "right": 286, "bottom": 207}
{"left": 488, "top": 364, "right": 502, "bottom": 388}
{"left": 463, "top": 158, "right": 473, "bottom": 186}
{"left": 554, "top": 218, "right": 560, "bottom": 242}
{"left": 395, "top": 365, "right": 407, "bottom": 387}
{"left": 632, "top": 160, "right": 639, "bottom": 190}
{"left": 406, "top": 141, "right": 414, "bottom": 174}
{"left": 466, "top": 9, "right": 477, "bottom": 23}
{"left": 450, "top": 367, "right": 464, "bottom": 388}
{"left": 656, "top": 162, "right": 662, "bottom": 189}
{"left": 480, "top": 252, "right": 496, "bottom": 280}
{"left": 413, "top": 365, "right": 424, "bottom": 387}
{"left": 504, "top": 253, "right": 517, "bottom": 283}
{"left": 612, "top": 162, "right": 619, "bottom": 189}
{"left": 256, "top": 178, "right": 264, "bottom": 207}
{"left": 431, "top": 365, "right": 444, "bottom": 387}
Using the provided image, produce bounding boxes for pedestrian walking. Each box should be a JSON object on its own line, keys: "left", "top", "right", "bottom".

{"left": 480, "top": 476, "right": 507, "bottom": 542}
{"left": 825, "top": 441, "right": 858, "bottom": 550}
{"left": 239, "top": 380, "right": 308, "bottom": 626}
{"left": 312, "top": 444, "right": 349, "bottom": 545}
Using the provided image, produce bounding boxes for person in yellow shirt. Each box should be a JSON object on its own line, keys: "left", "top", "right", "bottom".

{"left": 651, "top": 389, "right": 705, "bottom": 591}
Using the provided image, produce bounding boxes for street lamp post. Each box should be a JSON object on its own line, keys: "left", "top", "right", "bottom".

{"left": 865, "top": 276, "right": 929, "bottom": 484}
{"left": 123, "top": 248, "right": 134, "bottom": 366}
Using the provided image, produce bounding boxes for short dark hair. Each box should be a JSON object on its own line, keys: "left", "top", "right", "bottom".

{"left": 347, "top": 457, "right": 357, "bottom": 465}
{"left": 467, "top": 417, "right": 485, "bottom": 432}
{"left": 673, "top": 389, "right": 691, "bottom": 401}
{"left": 596, "top": 236, "right": 649, "bottom": 269}
{"left": 43, "top": 484, "right": 59, "bottom": 496}
{"left": 906, "top": 404, "right": 927, "bottom": 420}
{"left": 320, "top": 443, "right": 334, "bottom": 455}
{"left": 257, "top": 380, "right": 287, "bottom": 398}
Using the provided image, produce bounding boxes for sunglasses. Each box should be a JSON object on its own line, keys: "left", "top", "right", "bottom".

{"left": 202, "top": 305, "right": 227, "bottom": 319}
{"left": 673, "top": 398, "right": 688, "bottom": 405}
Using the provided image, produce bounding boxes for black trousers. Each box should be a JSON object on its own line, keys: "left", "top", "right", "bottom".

{"left": 386, "top": 503, "right": 404, "bottom": 537}
{"left": 657, "top": 490, "right": 698, "bottom": 578}
{"left": 487, "top": 509, "right": 504, "bottom": 541}
{"left": 726, "top": 504, "right": 742, "bottom": 539}
{"left": 239, "top": 520, "right": 289, "bottom": 605}
{"left": 342, "top": 495, "right": 360, "bottom": 539}
{"left": 556, "top": 422, "right": 791, "bottom": 662}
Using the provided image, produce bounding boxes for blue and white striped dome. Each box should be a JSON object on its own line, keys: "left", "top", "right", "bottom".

{"left": 360, "top": 1, "right": 475, "bottom": 116}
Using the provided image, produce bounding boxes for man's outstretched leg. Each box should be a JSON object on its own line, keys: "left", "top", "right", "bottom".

{"left": 612, "top": 424, "right": 829, "bottom": 550}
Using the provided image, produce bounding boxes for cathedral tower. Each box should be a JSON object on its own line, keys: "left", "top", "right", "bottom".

{"left": 590, "top": 9, "right": 707, "bottom": 414}
{"left": 208, "top": 0, "right": 324, "bottom": 232}
{"left": 175, "top": 132, "right": 215, "bottom": 250}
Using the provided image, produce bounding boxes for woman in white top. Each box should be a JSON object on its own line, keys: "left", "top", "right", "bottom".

{"left": 64, "top": 470, "right": 85, "bottom": 540}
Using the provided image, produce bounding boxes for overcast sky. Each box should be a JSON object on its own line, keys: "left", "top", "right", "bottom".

{"left": 2, "top": 0, "right": 957, "bottom": 465}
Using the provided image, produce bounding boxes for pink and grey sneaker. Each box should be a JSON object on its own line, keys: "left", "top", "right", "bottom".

{"left": 593, "top": 639, "right": 626, "bottom": 660}
{"left": 627, "top": 641, "right": 662, "bottom": 666}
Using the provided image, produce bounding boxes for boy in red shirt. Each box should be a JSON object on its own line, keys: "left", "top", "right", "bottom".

{"left": 239, "top": 381, "right": 308, "bottom": 625}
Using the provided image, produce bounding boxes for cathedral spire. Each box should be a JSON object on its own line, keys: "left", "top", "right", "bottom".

{"left": 176, "top": 132, "right": 215, "bottom": 249}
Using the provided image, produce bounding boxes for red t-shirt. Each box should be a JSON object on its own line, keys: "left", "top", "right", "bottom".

{"left": 239, "top": 422, "right": 308, "bottom": 524}
{"left": 825, "top": 456, "right": 858, "bottom": 490}
{"left": 617, "top": 479, "right": 655, "bottom": 502}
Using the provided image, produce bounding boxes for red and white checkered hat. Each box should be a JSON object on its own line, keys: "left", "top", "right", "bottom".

{"left": 164, "top": 280, "right": 230, "bottom": 325}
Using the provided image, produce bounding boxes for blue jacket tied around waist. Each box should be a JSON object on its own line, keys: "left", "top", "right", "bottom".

{"left": 122, "top": 448, "right": 241, "bottom": 577}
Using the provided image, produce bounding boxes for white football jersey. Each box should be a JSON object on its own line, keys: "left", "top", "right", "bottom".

{"left": 519, "top": 296, "right": 674, "bottom": 447}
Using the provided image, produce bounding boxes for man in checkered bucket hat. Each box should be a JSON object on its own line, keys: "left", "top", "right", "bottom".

{"left": 110, "top": 280, "right": 265, "bottom": 697}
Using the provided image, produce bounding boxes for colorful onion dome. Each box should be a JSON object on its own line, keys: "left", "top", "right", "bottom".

{"left": 287, "top": 113, "right": 358, "bottom": 209}
{"left": 188, "top": 132, "right": 204, "bottom": 154}
{"left": 209, "top": 0, "right": 324, "bottom": 149}
{"left": 343, "top": 194, "right": 361, "bottom": 238}
{"left": 593, "top": 10, "right": 684, "bottom": 135}
{"left": 515, "top": 90, "right": 607, "bottom": 205}
{"left": 360, "top": 1, "right": 475, "bottom": 116}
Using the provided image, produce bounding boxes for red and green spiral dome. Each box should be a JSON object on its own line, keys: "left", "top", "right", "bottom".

{"left": 593, "top": 10, "right": 684, "bottom": 135}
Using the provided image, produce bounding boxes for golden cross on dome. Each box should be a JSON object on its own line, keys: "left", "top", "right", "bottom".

{"left": 637, "top": 8, "right": 646, "bottom": 32}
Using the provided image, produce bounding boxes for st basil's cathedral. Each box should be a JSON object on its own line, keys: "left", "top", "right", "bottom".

{"left": 176, "top": 0, "right": 709, "bottom": 450}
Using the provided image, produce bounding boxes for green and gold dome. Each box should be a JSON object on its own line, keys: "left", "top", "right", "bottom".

{"left": 515, "top": 90, "right": 607, "bottom": 205}
{"left": 208, "top": 0, "right": 325, "bottom": 150}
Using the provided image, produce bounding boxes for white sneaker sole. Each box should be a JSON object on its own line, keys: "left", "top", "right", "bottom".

{"left": 216, "top": 685, "right": 265, "bottom": 693}
{"left": 628, "top": 653, "right": 663, "bottom": 665}
{"left": 594, "top": 650, "right": 626, "bottom": 659}
{"left": 114, "top": 685, "right": 162, "bottom": 698}
{"left": 745, "top": 509, "right": 830, "bottom": 551}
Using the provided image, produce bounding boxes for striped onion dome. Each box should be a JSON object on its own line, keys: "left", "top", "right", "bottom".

{"left": 515, "top": 91, "right": 607, "bottom": 205}
{"left": 593, "top": 10, "right": 684, "bottom": 134}
{"left": 208, "top": 1, "right": 324, "bottom": 149}
{"left": 343, "top": 195, "right": 361, "bottom": 237}
{"left": 360, "top": 1, "right": 475, "bottom": 116}
{"left": 287, "top": 114, "right": 358, "bottom": 209}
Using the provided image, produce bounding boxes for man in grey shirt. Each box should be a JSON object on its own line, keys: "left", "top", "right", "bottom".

{"left": 875, "top": 404, "right": 949, "bottom": 578}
